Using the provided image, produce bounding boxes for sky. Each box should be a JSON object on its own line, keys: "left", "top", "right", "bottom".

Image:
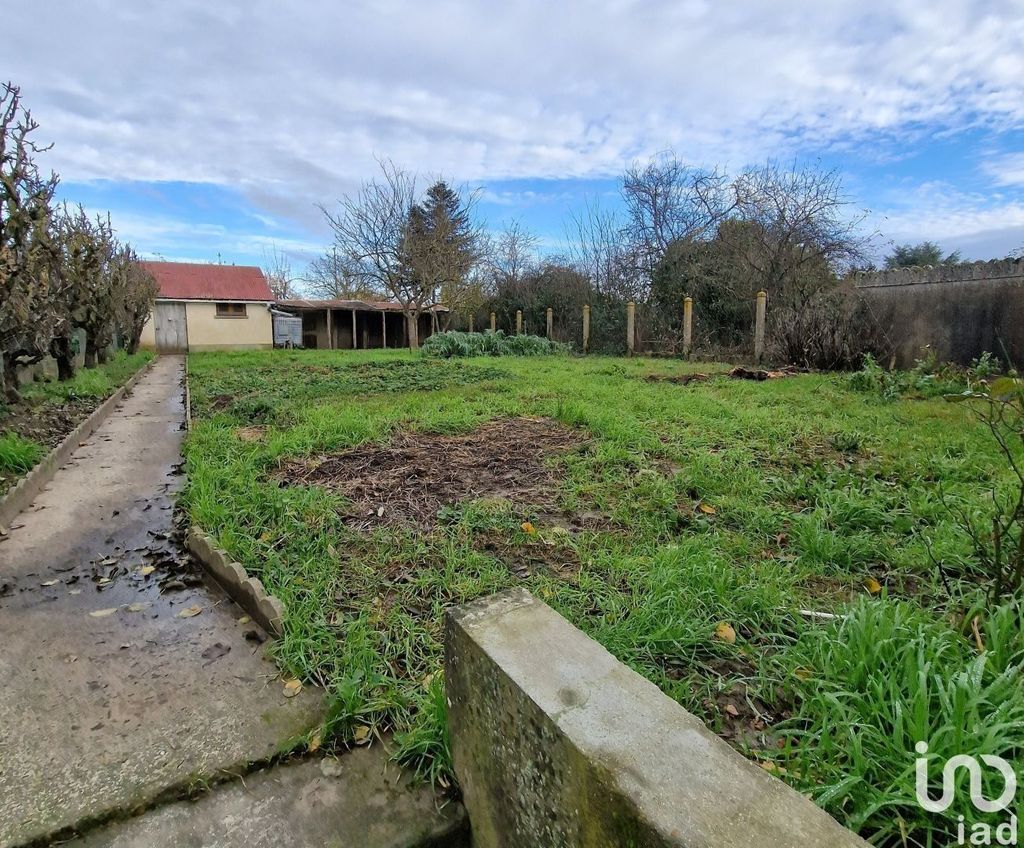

{"left": 7, "top": 0, "right": 1024, "bottom": 277}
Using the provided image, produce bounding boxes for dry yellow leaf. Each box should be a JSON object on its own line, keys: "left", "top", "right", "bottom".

{"left": 41, "top": 579, "right": 58, "bottom": 587}
{"left": 521, "top": 521, "right": 537, "bottom": 535}
{"left": 353, "top": 725, "right": 371, "bottom": 745}
{"left": 724, "top": 704, "right": 739, "bottom": 717}
{"left": 282, "top": 678, "right": 302, "bottom": 698}
{"left": 139, "top": 566, "right": 156, "bottom": 576}
{"left": 864, "top": 577, "right": 882, "bottom": 594}
{"left": 178, "top": 604, "right": 203, "bottom": 618}
{"left": 698, "top": 503, "right": 717, "bottom": 515}
{"left": 793, "top": 666, "right": 813, "bottom": 681}
{"left": 714, "top": 621, "right": 737, "bottom": 643}
{"left": 307, "top": 732, "right": 322, "bottom": 753}
{"left": 236, "top": 615, "right": 251, "bottom": 625}
{"left": 89, "top": 608, "right": 118, "bottom": 618}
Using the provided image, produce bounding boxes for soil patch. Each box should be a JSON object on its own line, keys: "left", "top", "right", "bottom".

{"left": 0, "top": 396, "right": 98, "bottom": 494}
{"left": 474, "top": 529, "right": 582, "bottom": 578}
{"left": 277, "top": 417, "right": 587, "bottom": 531}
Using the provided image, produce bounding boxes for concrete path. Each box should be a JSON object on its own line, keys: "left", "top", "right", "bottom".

{"left": 72, "top": 744, "right": 469, "bottom": 848}
{"left": 0, "top": 356, "right": 322, "bottom": 846}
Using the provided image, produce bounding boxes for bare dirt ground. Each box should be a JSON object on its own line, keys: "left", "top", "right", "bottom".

{"left": 277, "top": 416, "right": 588, "bottom": 531}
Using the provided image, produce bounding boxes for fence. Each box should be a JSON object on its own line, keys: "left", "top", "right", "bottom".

{"left": 456, "top": 292, "right": 770, "bottom": 362}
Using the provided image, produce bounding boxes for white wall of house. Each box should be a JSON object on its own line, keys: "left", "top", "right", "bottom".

{"left": 140, "top": 300, "right": 273, "bottom": 352}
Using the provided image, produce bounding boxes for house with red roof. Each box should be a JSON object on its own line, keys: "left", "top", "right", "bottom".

{"left": 138, "top": 261, "right": 275, "bottom": 352}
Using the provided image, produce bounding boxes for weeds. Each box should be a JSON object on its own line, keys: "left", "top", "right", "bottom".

{"left": 421, "top": 329, "right": 566, "bottom": 358}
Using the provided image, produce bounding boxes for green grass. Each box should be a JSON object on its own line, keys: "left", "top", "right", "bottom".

{"left": 0, "top": 432, "right": 44, "bottom": 475}
{"left": 182, "top": 348, "right": 1022, "bottom": 845}
{"left": 19, "top": 350, "right": 153, "bottom": 404}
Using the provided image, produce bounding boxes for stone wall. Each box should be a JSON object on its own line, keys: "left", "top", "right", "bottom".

{"left": 445, "top": 588, "right": 869, "bottom": 848}
{"left": 854, "top": 258, "right": 1024, "bottom": 368}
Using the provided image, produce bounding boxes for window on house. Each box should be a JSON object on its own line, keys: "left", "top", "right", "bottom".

{"left": 215, "top": 302, "right": 247, "bottom": 318}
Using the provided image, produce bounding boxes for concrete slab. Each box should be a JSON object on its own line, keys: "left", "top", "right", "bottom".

{"left": 70, "top": 746, "right": 469, "bottom": 848}
{"left": 0, "top": 356, "right": 323, "bottom": 847}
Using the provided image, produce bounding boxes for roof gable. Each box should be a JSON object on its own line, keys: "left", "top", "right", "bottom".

{"left": 140, "top": 261, "right": 273, "bottom": 302}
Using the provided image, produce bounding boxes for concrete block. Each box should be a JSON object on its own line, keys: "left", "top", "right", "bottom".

{"left": 445, "top": 588, "right": 869, "bottom": 848}
{"left": 257, "top": 594, "right": 286, "bottom": 637}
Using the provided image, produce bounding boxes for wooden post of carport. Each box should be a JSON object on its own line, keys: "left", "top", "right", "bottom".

{"left": 382, "top": 309, "right": 387, "bottom": 348}
{"left": 326, "top": 308, "right": 334, "bottom": 349}
{"left": 352, "top": 308, "right": 358, "bottom": 350}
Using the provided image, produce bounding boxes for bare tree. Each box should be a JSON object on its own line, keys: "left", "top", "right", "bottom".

{"left": 305, "top": 244, "right": 381, "bottom": 301}
{"left": 0, "top": 81, "right": 59, "bottom": 400}
{"left": 112, "top": 246, "right": 157, "bottom": 355}
{"left": 319, "top": 160, "right": 427, "bottom": 347}
{"left": 261, "top": 244, "right": 299, "bottom": 300}
{"left": 727, "top": 161, "right": 869, "bottom": 304}
{"left": 565, "top": 198, "right": 639, "bottom": 299}
{"left": 487, "top": 219, "right": 539, "bottom": 291}
{"left": 622, "top": 153, "right": 730, "bottom": 279}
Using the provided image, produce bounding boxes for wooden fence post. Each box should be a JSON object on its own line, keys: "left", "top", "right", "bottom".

{"left": 683, "top": 296, "right": 693, "bottom": 358}
{"left": 469, "top": 314, "right": 474, "bottom": 333}
{"left": 626, "top": 302, "right": 636, "bottom": 356}
{"left": 583, "top": 305, "right": 590, "bottom": 354}
{"left": 754, "top": 290, "right": 767, "bottom": 365}
{"left": 516, "top": 310, "right": 523, "bottom": 335}
{"left": 490, "top": 312, "right": 496, "bottom": 332}
{"left": 546, "top": 307, "right": 553, "bottom": 339}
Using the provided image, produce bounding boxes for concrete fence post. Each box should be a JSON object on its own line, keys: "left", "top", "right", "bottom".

{"left": 582, "top": 305, "right": 590, "bottom": 354}
{"left": 469, "top": 314, "right": 474, "bottom": 333}
{"left": 490, "top": 312, "right": 496, "bottom": 332}
{"left": 546, "top": 307, "right": 553, "bottom": 339}
{"left": 626, "top": 301, "right": 636, "bottom": 356}
{"left": 516, "top": 310, "right": 523, "bottom": 335}
{"left": 683, "top": 296, "right": 693, "bottom": 358}
{"left": 754, "top": 290, "right": 767, "bottom": 365}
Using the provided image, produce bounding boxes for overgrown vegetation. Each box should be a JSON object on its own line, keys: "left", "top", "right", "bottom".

{"left": 420, "top": 330, "right": 564, "bottom": 358}
{"left": 184, "top": 349, "right": 1017, "bottom": 845}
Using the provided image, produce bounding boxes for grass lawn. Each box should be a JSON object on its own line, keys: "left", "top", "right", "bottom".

{"left": 183, "top": 348, "right": 1023, "bottom": 846}
{"left": 0, "top": 351, "right": 153, "bottom": 494}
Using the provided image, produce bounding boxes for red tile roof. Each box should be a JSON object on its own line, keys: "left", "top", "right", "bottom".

{"left": 140, "top": 261, "right": 273, "bottom": 302}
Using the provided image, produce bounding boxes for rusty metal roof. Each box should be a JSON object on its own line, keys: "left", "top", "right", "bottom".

{"left": 141, "top": 261, "right": 273, "bottom": 302}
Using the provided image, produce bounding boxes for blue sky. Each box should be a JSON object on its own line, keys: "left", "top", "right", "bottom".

{"left": 10, "top": 0, "right": 1024, "bottom": 278}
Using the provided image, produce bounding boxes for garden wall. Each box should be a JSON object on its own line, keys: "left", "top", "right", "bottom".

{"left": 445, "top": 588, "right": 868, "bottom": 848}
{"left": 855, "top": 259, "right": 1024, "bottom": 368}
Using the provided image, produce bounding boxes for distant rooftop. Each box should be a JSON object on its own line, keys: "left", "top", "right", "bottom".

{"left": 278, "top": 298, "right": 448, "bottom": 312}
{"left": 141, "top": 261, "right": 273, "bottom": 302}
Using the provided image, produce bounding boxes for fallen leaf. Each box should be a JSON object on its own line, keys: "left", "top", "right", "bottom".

{"left": 89, "top": 607, "right": 118, "bottom": 618}
{"left": 139, "top": 566, "right": 156, "bottom": 576}
{"left": 97, "top": 577, "right": 111, "bottom": 585}
{"left": 353, "top": 725, "right": 371, "bottom": 745}
{"left": 178, "top": 604, "right": 203, "bottom": 618}
{"left": 41, "top": 579, "right": 58, "bottom": 587}
{"left": 521, "top": 521, "right": 536, "bottom": 535}
{"left": 377, "top": 505, "right": 385, "bottom": 517}
{"left": 421, "top": 671, "right": 436, "bottom": 690}
{"left": 283, "top": 678, "right": 302, "bottom": 698}
{"left": 759, "top": 761, "right": 788, "bottom": 775}
{"left": 100, "top": 557, "right": 118, "bottom": 566}
{"left": 793, "top": 666, "right": 813, "bottom": 681}
{"left": 236, "top": 615, "right": 251, "bottom": 625}
{"left": 714, "top": 621, "right": 737, "bottom": 644}
{"left": 724, "top": 704, "right": 739, "bottom": 717}
{"left": 308, "top": 732, "right": 322, "bottom": 753}
{"left": 864, "top": 577, "right": 882, "bottom": 594}
{"left": 126, "top": 602, "right": 148, "bottom": 613}
{"left": 698, "top": 503, "right": 717, "bottom": 515}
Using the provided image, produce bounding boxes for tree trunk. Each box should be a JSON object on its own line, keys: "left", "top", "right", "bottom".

{"left": 84, "top": 337, "right": 98, "bottom": 368}
{"left": 97, "top": 346, "right": 110, "bottom": 365}
{"left": 51, "top": 336, "right": 77, "bottom": 381}
{"left": 406, "top": 312, "right": 420, "bottom": 350}
{"left": 3, "top": 358, "right": 21, "bottom": 404}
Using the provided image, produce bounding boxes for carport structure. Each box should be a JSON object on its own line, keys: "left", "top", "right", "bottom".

{"left": 276, "top": 299, "right": 445, "bottom": 350}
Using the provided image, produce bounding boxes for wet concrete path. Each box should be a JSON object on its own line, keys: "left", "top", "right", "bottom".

{"left": 0, "top": 356, "right": 322, "bottom": 846}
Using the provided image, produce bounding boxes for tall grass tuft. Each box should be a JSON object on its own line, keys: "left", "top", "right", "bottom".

{"left": 421, "top": 330, "right": 565, "bottom": 358}
{"left": 0, "top": 432, "right": 44, "bottom": 475}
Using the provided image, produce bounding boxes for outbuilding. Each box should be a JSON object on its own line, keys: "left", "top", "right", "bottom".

{"left": 139, "top": 261, "right": 275, "bottom": 353}
{"left": 276, "top": 299, "right": 446, "bottom": 349}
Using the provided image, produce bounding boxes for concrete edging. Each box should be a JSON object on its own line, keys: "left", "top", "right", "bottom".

{"left": 0, "top": 356, "right": 157, "bottom": 532}
{"left": 185, "top": 526, "right": 286, "bottom": 638}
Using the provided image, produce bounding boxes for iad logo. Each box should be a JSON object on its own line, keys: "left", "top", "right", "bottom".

{"left": 915, "top": 741, "right": 1018, "bottom": 845}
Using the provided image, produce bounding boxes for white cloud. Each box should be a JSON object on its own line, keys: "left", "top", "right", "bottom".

{"left": 871, "top": 181, "right": 1024, "bottom": 258}
{"left": 982, "top": 152, "right": 1024, "bottom": 187}
{"left": 8, "top": 1, "right": 1024, "bottom": 197}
